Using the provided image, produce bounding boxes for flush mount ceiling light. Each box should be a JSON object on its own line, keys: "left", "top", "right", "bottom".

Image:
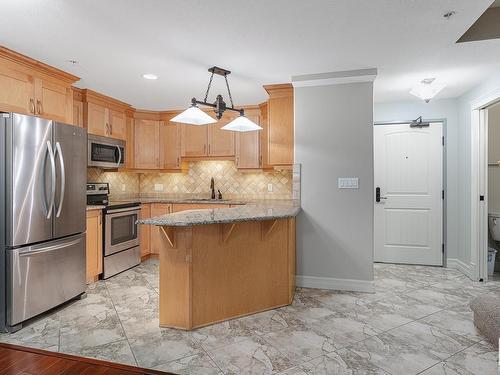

{"left": 171, "top": 66, "right": 262, "bottom": 132}
{"left": 409, "top": 78, "right": 446, "bottom": 103}
{"left": 142, "top": 73, "right": 158, "bottom": 80}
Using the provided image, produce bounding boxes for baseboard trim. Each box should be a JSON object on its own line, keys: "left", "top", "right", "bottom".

{"left": 447, "top": 258, "right": 473, "bottom": 278}
{"left": 296, "top": 275, "right": 375, "bottom": 293}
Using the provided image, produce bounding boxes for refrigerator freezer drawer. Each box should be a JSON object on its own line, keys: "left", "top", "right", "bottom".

{"left": 103, "top": 246, "right": 140, "bottom": 279}
{"left": 7, "top": 233, "right": 86, "bottom": 327}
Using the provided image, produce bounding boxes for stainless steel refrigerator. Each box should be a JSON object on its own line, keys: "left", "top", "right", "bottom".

{"left": 0, "top": 113, "right": 87, "bottom": 332}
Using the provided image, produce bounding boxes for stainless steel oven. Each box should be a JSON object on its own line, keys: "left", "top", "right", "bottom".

{"left": 103, "top": 204, "right": 141, "bottom": 278}
{"left": 105, "top": 206, "right": 140, "bottom": 255}
{"left": 88, "top": 134, "right": 125, "bottom": 169}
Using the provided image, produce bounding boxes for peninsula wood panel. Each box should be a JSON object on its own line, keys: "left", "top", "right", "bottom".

{"left": 139, "top": 204, "right": 151, "bottom": 257}
{"left": 86, "top": 210, "right": 103, "bottom": 284}
{"left": 158, "top": 218, "right": 295, "bottom": 329}
{"left": 135, "top": 119, "right": 160, "bottom": 169}
{"left": 150, "top": 203, "right": 172, "bottom": 254}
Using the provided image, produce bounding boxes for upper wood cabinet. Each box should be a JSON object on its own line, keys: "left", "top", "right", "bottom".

{"left": 72, "top": 88, "right": 84, "bottom": 127}
{"left": 262, "top": 84, "right": 294, "bottom": 166}
{"left": 160, "top": 121, "right": 182, "bottom": 169}
{"left": 209, "top": 119, "right": 235, "bottom": 157}
{"left": 181, "top": 124, "right": 208, "bottom": 157}
{"left": 0, "top": 46, "right": 78, "bottom": 123}
{"left": 135, "top": 119, "right": 161, "bottom": 169}
{"left": 125, "top": 112, "right": 135, "bottom": 169}
{"left": 82, "top": 89, "right": 130, "bottom": 140}
{"left": 236, "top": 113, "right": 261, "bottom": 169}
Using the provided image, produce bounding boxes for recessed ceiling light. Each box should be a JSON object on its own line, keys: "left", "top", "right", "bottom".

{"left": 142, "top": 73, "right": 158, "bottom": 80}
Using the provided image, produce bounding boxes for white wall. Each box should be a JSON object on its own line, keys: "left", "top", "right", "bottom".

{"left": 295, "top": 80, "right": 374, "bottom": 291}
{"left": 374, "top": 99, "right": 459, "bottom": 261}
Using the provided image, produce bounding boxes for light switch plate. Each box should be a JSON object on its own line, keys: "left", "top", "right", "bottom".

{"left": 267, "top": 183, "right": 273, "bottom": 192}
{"left": 154, "top": 183, "right": 164, "bottom": 192}
{"left": 338, "top": 178, "right": 359, "bottom": 189}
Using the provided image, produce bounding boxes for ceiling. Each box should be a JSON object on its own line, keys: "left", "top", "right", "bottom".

{"left": 1, "top": 0, "right": 498, "bottom": 109}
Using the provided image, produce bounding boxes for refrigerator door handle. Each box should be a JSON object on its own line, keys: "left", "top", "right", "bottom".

{"left": 54, "top": 142, "right": 65, "bottom": 218}
{"left": 116, "top": 145, "right": 122, "bottom": 167}
{"left": 46, "top": 141, "right": 56, "bottom": 219}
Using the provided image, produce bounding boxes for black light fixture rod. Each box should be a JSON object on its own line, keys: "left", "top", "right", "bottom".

{"left": 191, "top": 98, "right": 244, "bottom": 116}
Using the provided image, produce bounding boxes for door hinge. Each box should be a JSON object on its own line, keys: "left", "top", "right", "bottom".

{"left": 480, "top": 195, "right": 485, "bottom": 201}
{"left": 442, "top": 136, "right": 445, "bottom": 146}
{"left": 442, "top": 190, "right": 444, "bottom": 200}
{"left": 442, "top": 244, "right": 445, "bottom": 253}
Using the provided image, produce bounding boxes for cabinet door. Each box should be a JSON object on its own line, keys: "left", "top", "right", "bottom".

{"left": 34, "top": 78, "right": 71, "bottom": 123}
{"left": 85, "top": 102, "right": 108, "bottom": 137}
{"left": 181, "top": 124, "right": 208, "bottom": 157}
{"left": 125, "top": 116, "right": 135, "bottom": 168}
{"left": 0, "top": 65, "right": 35, "bottom": 115}
{"left": 208, "top": 120, "right": 235, "bottom": 157}
{"left": 160, "top": 122, "right": 181, "bottom": 169}
{"left": 236, "top": 115, "right": 261, "bottom": 169}
{"left": 150, "top": 203, "right": 171, "bottom": 254}
{"left": 134, "top": 119, "right": 160, "bottom": 169}
{"left": 86, "top": 210, "right": 102, "bottom": 284}
{"left": 109, "top": 109, "right": 126, "bottom": 140}
{"left": 139, "top": 204, "right": 151, "bottom": 257}
{"left": 267, "top": 87, "right": 294, "bottom": 165}
{"left": 73, "top": 100, "right": 83, "bottom": 127}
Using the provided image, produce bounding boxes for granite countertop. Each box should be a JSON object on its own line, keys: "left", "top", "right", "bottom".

{"left": 86, "top": 205, "right": 106, "bottom": 211}
{"left": 110, "top": 197, "right": 247, "bottom": 205}
{"left": 137, "top": 200, "right": 301, "bottom": 227}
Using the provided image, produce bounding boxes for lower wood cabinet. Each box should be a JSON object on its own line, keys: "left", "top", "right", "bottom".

{"left": 150, "top": 203, "right": 172, "bottom": 254}
{"left": 86, "top": 210, "right": 103, "bottom": 284}
{"left": 139, "top": 204, "right": 152, "bottom": 257}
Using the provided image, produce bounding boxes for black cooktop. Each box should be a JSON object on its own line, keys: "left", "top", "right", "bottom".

{"left": 105, "top": 200, "right": 141, "bottom": 211}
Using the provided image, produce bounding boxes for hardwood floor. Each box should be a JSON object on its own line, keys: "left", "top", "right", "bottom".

{"left": 0, "top": 343, "right": 172, "bottom": 375}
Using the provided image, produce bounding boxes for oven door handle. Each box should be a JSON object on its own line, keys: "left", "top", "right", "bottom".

{"left": 106, "top": 208, "right": 140, "bottom": 215}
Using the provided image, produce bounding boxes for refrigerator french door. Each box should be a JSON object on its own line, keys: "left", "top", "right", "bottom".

{"left": 0, "top": 113, "right": 87, "bottom": 332}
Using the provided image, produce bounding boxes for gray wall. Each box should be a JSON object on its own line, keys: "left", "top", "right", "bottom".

{"left": 295, "top": 82, "right": 374, "bottom": 284}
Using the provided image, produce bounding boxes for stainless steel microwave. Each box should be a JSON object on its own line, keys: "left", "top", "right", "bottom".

{"left": 88, "top": 134, "right": 125, "bottom": 168}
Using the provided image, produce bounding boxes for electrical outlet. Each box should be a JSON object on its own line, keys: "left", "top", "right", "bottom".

{"left": 267, "top": 183, "right": 273, "bottom": 192}
{"left": 154, "top": 183, "right": 164, "bottom": 192}
{"left": 121, "top": 184, "right": 126, "bottom": 192}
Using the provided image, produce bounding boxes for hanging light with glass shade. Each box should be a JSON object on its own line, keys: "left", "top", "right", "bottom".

{"left": 171, "top": 67, "right": 262, "bottom": 132}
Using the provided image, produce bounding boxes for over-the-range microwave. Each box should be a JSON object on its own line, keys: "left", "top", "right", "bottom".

{"left": 88, "top": 134, "right": 125, "bottom": 169}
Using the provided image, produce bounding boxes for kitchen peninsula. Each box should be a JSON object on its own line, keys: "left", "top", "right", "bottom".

{"left": 138, "top": 201, "right": 300, "bottom": 330}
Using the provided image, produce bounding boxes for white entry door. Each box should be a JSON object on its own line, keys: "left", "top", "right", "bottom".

{"left": 374, "top": 123, "right": 443, "bottom": 266}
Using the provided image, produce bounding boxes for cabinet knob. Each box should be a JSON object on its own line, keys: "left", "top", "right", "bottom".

{"left": 36, "top": 100, "right": 42, "bottom": 115}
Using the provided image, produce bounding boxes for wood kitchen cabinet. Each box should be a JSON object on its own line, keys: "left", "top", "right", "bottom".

{"left": 125, "top": 112, "right": 135, "bottom": 168}
{"left": 262, "top": 84, "right": 294, "bottom": 166}
{"left": 135, "top": 119, "right": 161, "bottom": 169}
{"left": 86, "top": 209, "right": 103, "bottom": 284}
{"left": 208, "top": 119, "right": 235, "bottom": 157}
{"left": 160, "top": 121, "right": 182, "bottom": 169}
{"left": 82, "top": 89, "right": 130, "bottom": 140}
{"left": 0, "top": 46, "right": 77, "bottom": 123}
{"left": 181, "top": 124, "right": 208, "bottom": 157}
{"left": 150, "top": 203, "right": 172, "bottom": 254}
{"left": 139, "top": 204, "right": 152, "bottom": 257}
{"left": 236, "top": 113, "right": 261, "bottom": 169}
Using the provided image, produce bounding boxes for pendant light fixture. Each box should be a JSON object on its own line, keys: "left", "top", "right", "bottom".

{"left": 409, "top": 78, "right": 446, "bottom": 103}
{"left": 171, "top": 67, "right": 262, "bottom": 132}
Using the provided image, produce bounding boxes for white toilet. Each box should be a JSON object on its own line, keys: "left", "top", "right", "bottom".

{"left": 489, "top": 212, "right": 500, "bottom": 240}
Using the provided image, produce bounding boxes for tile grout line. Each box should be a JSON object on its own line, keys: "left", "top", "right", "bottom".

{"left": 104, "top": 279, "right": 141, "bottom": 368}
{"left": 200, "top": 347, "right": 226, "bottom": 374}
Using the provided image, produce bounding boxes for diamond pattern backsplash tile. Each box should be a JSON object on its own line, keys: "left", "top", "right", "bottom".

{"left": 140, "top": 161, "right": 293, "bottom": 200}
{"left": 87, "top": 161, "right": 293, "bottom": 200}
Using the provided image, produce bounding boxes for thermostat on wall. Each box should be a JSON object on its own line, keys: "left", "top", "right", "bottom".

{"left": 338, "top": 178, "right": 359, "bottom": 189}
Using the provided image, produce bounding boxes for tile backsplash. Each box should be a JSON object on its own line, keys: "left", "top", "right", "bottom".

{"left": 88, "top": 161, "right": 293, "bottom": 200}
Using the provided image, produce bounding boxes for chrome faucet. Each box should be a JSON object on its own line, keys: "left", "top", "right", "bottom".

{"left": 210, "top": 177, "right": 215, "bottom": 199}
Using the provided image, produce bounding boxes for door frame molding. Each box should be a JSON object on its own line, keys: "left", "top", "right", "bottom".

{"left": 470, "top": 86, "right": 500, "bottom": 282}
{"left": 373, "top": 119, "right": 447, "bottom": 266}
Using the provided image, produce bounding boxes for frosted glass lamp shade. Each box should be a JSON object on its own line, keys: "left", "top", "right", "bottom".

{"left": 170, "top": 106, "right": 216, "bottom": 125}
{"left": 221, "top": 115, "right": 262, "bottom": 132}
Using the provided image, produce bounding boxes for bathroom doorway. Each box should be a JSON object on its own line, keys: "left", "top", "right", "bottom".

{"left": 486, "top": 102, "right": 500, "bottom": 281}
